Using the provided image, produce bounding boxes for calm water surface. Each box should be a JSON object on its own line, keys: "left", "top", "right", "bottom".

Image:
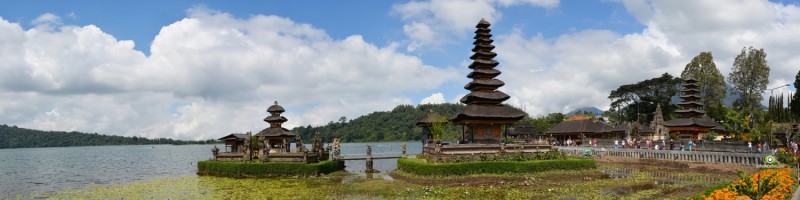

{"left": 0, "top": 142, "right": 421, "bottom": 196}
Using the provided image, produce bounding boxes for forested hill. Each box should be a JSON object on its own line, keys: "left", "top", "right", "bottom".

{"left": 0, "top": 124, "right": 217, "bottom": 149}
{"left": 291, "top": 103, "right": 471, "bottom": 142}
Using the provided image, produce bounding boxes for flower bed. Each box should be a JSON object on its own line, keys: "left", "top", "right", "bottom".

{"left": 698, "top": 168, "right": 795, "bottom": 200}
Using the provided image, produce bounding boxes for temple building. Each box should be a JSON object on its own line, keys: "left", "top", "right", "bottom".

{"left": 664, "top": 77, "right": 725, "bottom": 139}
{"left": 218, "top": 133, "right": 248, "bottom": 153}
{"left": 257, "top": 101, "right": 296, "bottom": 153}
{"left": 651, "top": 104, "right": 666, "bottom": 140}
{"left": 450, "top": 18, "right": 526, "bottom": 144}
{"left": 545, "top": 119, "right": 612, "bottom": 144}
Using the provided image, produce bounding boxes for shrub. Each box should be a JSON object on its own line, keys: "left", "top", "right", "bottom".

{"left": 397, "top": 157, "right": 595, "bottom": 176}
{"left": 197, "top": 160, "right": 344, "bottom": 177}
{"left": 775, "top": 148, "right": 798, "bottom": 165}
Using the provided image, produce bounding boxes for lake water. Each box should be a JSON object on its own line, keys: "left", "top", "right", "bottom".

{"left": 0, "top": 142, "right": 421, "bottom": 196}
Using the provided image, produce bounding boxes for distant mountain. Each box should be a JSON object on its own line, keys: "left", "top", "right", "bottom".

{"left": 566, "top": 107, "right": 603, "bottom": 116}
{"left": 0, "top": 124, "right": 217, "bottom": 149}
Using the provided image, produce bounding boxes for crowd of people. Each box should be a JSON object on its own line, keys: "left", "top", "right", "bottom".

{"left": 555, "top": 137, "right": 798, "bottom": 154}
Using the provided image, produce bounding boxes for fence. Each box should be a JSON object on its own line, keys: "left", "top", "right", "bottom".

{"left": 559, "top": 146, "right": 767, "bottom": 166}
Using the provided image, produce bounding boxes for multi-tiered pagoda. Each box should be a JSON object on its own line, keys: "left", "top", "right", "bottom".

{"left": 450, "top": 19, "right": 526, "bottom": 144}
{"left": 257, "top": 101, "right": 296, "bottom": 153}
{"left": 664, "top": 77, "right": 725, "bottom": 139}
{"left": 675, "top": 78, "right": 704, "bottom": 118}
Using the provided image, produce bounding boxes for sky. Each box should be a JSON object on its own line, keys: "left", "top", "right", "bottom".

{"left": 1, "top": 0, "right": 799, "bottom": 140}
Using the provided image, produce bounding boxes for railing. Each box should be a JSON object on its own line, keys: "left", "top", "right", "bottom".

{"left": 559, "top": 146, "right": 767, "bottom": 166}
{"left": 578, "top": 139, "right": 750, "bottom": 153}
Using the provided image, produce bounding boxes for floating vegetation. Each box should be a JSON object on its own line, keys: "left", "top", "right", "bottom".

{"left": 14, "top": 164, "right": 733, "bottom": 199}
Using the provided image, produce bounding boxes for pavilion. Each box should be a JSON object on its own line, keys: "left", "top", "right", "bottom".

{"left": 545, "top": 119, "right": 612, "bottom": 144}
{"left": 416, "top": 110, "right": 447, "bottom": 145}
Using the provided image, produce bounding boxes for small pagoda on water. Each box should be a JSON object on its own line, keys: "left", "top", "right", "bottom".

{"left": 664, "top": 77, "right": 725, "bottom": 139}
{"left": 418, "top": 19, "right": 550, "bottom": 157}
{"left": 211, "top": 101, "right": 329, "bottom": 163}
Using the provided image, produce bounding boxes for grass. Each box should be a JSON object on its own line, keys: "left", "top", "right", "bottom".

{"left": 13, "top": 163, "right": 734, "bottom": 200}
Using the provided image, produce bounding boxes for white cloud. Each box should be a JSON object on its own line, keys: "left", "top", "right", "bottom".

{"left": 494, "top": 0, "right": 800, "bottom": 116}
{"left": 31, "top": 13, "right": 62, "bottom": 27}
{"left": 0, "top": 9, "right": 460, "bottom": 140}
{"left": 392, "top": 0, "right": 559, "bottom": 51}
{"left": 420, "top": 93, "right": 446, "bottom": 104}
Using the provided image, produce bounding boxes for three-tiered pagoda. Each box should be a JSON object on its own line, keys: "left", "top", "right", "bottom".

{"left": 257, "top": 101, "right": 296, "bottom": 153}
{"left": 664, "top": 77, "right": 725, "bottom": 139}
{"left": 450, "top": 19, "right": 526, "bottom": 144}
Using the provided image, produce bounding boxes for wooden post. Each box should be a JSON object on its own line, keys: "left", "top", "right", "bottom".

{"left": 365, "top": 145, "right": 377, "bottom": 173}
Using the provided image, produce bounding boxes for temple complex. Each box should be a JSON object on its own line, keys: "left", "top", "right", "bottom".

{"left": 212, "top": 101, "right": 328, "bottom": 163}
{"left": 450, "top": 18, "right": 526, "bottom": 144}
{"left": 664, "top": 77, "right": 725, "bottom": 139}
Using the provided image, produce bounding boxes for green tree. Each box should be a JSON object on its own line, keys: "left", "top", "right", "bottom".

{"left": 608, "top": 73, "right": 682, "bottom": 122}
{"left": 681, "top": 52, "right": 726, "bottom": 120}
{"left": 728, "top": 46, "right": 770, "bottom": 112}
{"left": 791, "top": 70, "right": 800, "bottom": 119}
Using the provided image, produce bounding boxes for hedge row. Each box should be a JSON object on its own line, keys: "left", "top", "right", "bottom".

{"left": 197, "top": 160, "right": 344, "bottom": 177}
{"left": 397, "top": 157, "right": 595, "bottom": 176}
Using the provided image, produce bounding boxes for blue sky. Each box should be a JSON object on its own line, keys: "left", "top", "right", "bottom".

{"left": 1, "top": 0, "right": 798, "bottom": 139}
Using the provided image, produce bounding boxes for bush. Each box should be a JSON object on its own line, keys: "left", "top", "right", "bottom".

{"left": 197, "top": 160, "right": 344, "bottom": 177}
{"left": 397, "top": 157, "right": 595, "bottom": 176}
{"left": 428, "top": 149, "right": 568, "bottom": 163}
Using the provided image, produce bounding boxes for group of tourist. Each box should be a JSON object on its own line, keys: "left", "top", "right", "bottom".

{"left": 746, "top": 140, "right": 776, "bottom": 153}
{"left": 608, "top": 139, "right": 700, "bottom": 151}
{"left": 612, "top": 139, "right": 665, "bottom": 150}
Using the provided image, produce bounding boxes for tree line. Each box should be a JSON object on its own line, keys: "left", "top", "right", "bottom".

{"left": 0, "top": 124, "right": 217, "bottom": 149}
{"left": 291, "top": 103, "right": 466, "bottom": 143}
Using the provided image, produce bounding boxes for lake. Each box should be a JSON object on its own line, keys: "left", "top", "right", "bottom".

{"left": 0, "top": 142, "right": 422, "bottom": 197}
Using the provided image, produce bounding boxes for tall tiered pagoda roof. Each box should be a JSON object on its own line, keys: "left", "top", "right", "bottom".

{"left": 665, "top": 77, "right": 725, "bottom": 132}
{"left": 450, "top": 19, "right": 526, "bottom": 124}
{"left": 673, "top": 77, "right": 705, "bottom": 118}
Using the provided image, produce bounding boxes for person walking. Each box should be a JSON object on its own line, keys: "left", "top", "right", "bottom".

{"left": 614, "top": 140, "right": 619, "bottom": 148}
{"left": 680, "top": 141, "right": 685, "bottom": 151}
{"left": 747, "top": 141, "right": 752, "bottom": 153}
{"left": 687, "top": 140, "right": 693, "bottom": 151}
{"left": 670, "top": 139, "right": 674, "bottom": 150}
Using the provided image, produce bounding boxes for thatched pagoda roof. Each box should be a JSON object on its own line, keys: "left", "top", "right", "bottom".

{"left": 450, "top": 19, "right": 526, "bottom": 124}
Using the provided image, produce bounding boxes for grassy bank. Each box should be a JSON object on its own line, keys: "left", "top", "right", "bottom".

{"left": 397, "top": 157, "right": 596, "bottom": 176}
{"left": 197, "top": 160, "right": 344, "bottom": 177}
